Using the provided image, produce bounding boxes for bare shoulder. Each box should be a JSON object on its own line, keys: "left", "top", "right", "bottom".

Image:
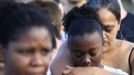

{"left": 50, "top": 40, "right": 73, "bottom": 75}
{"left": 118, "top": 39, "right": 134, "bottom": 52}
{"left": 120, "top": 40, "right": 134, "bottom": 74}
{"left": 119, "top": 40, "right": 134, "bottom": 59}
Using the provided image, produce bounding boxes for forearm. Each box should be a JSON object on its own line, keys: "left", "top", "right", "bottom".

{"left": 95, "top": 67, "right": 127, "bottom": 75}
{"left": 100, "top": 70, "right": 124, "bottom": 75}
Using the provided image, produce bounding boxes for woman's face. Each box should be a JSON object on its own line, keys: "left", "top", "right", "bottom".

{"left": 97, "top": 8, "right": 119, "bottom": 51}
{"left": 68, "top": 32, "right": 103, "bottom": 67}
{"left": 4, "top": 27, "right": 54, "bottom": 75}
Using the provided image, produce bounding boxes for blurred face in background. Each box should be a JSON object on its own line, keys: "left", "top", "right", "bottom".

{"left": 4, "top": 27, "right": 55, "bottom": 75}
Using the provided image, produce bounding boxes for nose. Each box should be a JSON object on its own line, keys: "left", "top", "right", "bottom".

{"left": 82, "top": 54, "right": 91, "bottom": 66}
{"left": 103, "top": 31, "right": 106, "bottom": 38}
{"left": 31, "top": 53, "right": 44, "bottom": 67}
{"left": 103, "top": 31, "right": 107, "bottom": 40}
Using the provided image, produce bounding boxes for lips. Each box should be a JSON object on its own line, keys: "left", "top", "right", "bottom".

{"left": 28, "top": 67, "right": 46, "bottom": 75}
{"left": 29, "top": 73, "right": 44, "bottom": 75}
{"left": 79, "top": 62, "right": 92, "bottom": 67}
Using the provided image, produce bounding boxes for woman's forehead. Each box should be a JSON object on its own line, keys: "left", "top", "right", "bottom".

{"left": 7, "top": 27, "right": 52, "bottom": 47}
{"left": 27, "top": 27, "right": 50, "bottom": 39}
{"left": 97, "top": 8, "right": 118, "bottom": 26}
{"left": 68, "top": 33, "right": 102, "bottom": 51}
{"left": 69, "top": 32, "right": 102, "bottom": 42}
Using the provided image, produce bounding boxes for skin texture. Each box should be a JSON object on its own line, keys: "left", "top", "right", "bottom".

{"left": 3, "top": 27, "right": 55, "bottom": 75}
{"left": 62, "top": 66, "right": 123, "bottom": 75}
{"left": 50, "top": 8, "right": 134, "bottom": 75}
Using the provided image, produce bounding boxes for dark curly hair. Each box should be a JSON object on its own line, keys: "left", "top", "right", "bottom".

{"left": 0, "top": 2, "right": 56, "bottom": 48}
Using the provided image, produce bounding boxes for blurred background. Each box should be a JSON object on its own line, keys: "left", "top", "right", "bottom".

{"left": 122, "top": 0, "right": 134, "bottom": 14}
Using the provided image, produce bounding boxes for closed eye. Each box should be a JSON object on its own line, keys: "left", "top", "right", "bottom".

{"left": 16, "top": 48, "right": 34, "bottom": 56}
{"left": 104, "top": 25, "right": 114, "bottom": 32}
{"left": 41, "top": 48, "right": 51, "bottom": 55}
{"left": 89, "top": 49, "right": 97, "bottom": 57}
{"left": 72, "top": 50, "right": 85, "bottom": 58}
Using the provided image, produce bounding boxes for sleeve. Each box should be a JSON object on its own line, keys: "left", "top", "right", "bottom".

{"left": 103, "top": 65, "right": 128, "bottom": 75}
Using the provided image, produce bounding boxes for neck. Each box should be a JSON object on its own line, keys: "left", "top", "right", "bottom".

{"left": 103, "top": 39, "right": 121, "bottom": 53}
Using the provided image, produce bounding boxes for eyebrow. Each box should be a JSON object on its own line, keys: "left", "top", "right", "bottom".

{"left": 41, "top": 48, "right": 52, "bottom": 51}
{"left": 15, "top": 47, "right": 34, "bottom": 51}
{"left": 72, "top": 49, "right": 82, "bottom": 51}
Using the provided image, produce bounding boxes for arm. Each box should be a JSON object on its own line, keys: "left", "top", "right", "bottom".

{"left": 62, "top": 66, "right": 127, "bottom": 75}
{"left": 50, "top": 41, "right": 73, "bottom": 75}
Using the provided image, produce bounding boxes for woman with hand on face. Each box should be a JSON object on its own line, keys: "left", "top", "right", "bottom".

{"left": 50, "top": 0, "right": 134, "bottom": 75}
{"left": 0, "top": 2, "right": 56, "bottom": 75}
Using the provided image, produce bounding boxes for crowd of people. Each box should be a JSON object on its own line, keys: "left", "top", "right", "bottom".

{"left": 0, "top": 0, "right": 134, "bottom": 75}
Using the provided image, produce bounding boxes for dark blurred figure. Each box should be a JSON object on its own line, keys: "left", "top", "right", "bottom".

{"left": 117, "top": 13, "right": 134, "bottom": 43}
{"left": 31, "top": 1, "right": 63, "bottom": 51}
{"left": 59, "top": 0, "right": 87, "bottom": 14}
{"left": 0, "top": 2, "right": 56, "bottom": 75}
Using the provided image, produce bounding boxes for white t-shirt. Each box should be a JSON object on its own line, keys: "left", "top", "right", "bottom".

{"left": 103, "top": 65, "right": 128, "bottom": 75}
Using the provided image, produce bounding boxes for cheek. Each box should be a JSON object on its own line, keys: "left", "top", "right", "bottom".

{"left": 9, "top": 51, "right": 53, "bottom": 74}
{"left": 114, "top": 27, "right": 119, "bottom": 36}
{"left": 111, "top": 25, "right": 119, "bottom": 38}
{"left": 11, "top": 53, "right": 30, "bottom": 69}
{"left": 5, "top": 51, "right": 31, "bottom": 75}
{"left": 42, "top": 51, "right": 54, "bottom": 69}
{"left": 92, "top": 53, "right": 102, "bottom": 66}
{"left": 71, "top": 54, "right": 82, "bottom": 65}
{"left": 104, "top": 31, "right": 116, "bottom": 44}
